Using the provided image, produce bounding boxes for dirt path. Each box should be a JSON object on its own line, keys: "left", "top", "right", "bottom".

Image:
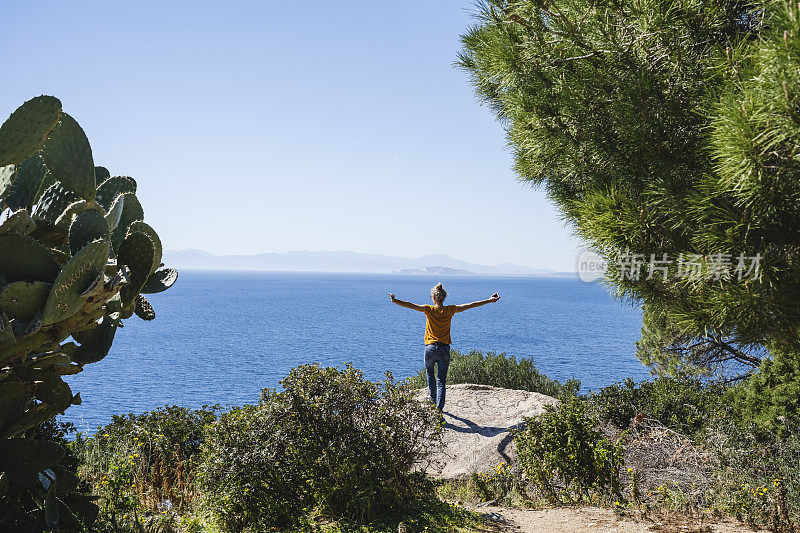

{"left": 473, "top": 505, "right": 767, "bottom": 533}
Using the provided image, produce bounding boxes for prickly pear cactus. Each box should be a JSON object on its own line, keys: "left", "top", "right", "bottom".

{"left": 0, "top": 96, "right": 178, "bottom": 531}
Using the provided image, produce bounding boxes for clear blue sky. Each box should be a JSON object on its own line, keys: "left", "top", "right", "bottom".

{"left": 2, "top": 0, "right": 581, "bottom": 270}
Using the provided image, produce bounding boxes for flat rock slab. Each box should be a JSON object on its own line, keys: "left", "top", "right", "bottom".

{"left": 415, "top": 383, "right": 558, "bottom": 479}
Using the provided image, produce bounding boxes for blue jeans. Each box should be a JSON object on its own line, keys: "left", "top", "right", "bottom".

{"left": 424, "top": 343, "right": 450, "bottom": 411}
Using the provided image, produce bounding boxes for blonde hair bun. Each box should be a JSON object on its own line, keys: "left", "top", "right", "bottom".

{"left": 430, "top": 283, "right": 447, "bottom": 304}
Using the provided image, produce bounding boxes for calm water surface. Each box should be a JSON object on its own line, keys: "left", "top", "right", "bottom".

{"left": 63, "top": 271, "right": 648, "bottom": 433}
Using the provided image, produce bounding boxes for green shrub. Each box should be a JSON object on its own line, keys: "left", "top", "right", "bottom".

{"left": 588, "top": 377, "right": 726, "bottom": 437}
{"left": 516, "top": 397, "right": 624, "bottom": 503}
{"left": 197, "top": 402, "right": 299, "bottom": 530}
{"left": 199, "top": 364, "right": 442, "bottom": 531}
{"left": 705, "top": 423, "right": 800, "bottom": 529}
{"left": 75, "top": 405, "right": 218, "bottom": 531}
{"left": 732, "top": 350, "right": 800, "bottom": 437}
{"left": 409, "top": 349, "right": 580, "bottom": 398}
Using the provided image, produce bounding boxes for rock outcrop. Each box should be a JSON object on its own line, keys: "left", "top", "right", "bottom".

{"left": 415, "top": 383, "right": 558, "bottom": 479}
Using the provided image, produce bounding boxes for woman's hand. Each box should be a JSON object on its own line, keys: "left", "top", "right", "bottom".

{"left": 389, "top": 293, "right": 397, "bottom": 303}
{"left": 489, "top": 292, "right": 500, "bottom": 302}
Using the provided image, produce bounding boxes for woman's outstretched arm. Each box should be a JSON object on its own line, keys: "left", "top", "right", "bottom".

{"left": 454, "top": 293, "right": 500, "bottom": 312}
{"left": 389, "top": 293, "right": 426, "bottom": 312}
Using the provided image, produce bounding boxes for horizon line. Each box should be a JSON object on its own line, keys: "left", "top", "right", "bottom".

{"left": 169, "top": 267, "right": 581, "bottom": 277}
{"left": 165, "top": 248, "right": 559, "bottom": 270}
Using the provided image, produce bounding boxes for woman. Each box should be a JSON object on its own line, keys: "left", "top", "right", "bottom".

{"left": 389, "top": 283, "right": 500, "bottom": 411}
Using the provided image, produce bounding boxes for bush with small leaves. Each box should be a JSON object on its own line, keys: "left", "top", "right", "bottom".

{"left": 74, "top": 404, "right": 219, "bottom": 531}
{"left": 587, "top": 377, "right": 726, "bottom": 437}
{"left": 516, "top": 397, "right": 624, "bottom": 503}
{"left": 199, "top": 364, "right": 442, "bottom": 530}
{"left": 409, "top": 349, "right": 580, "bottom": 398}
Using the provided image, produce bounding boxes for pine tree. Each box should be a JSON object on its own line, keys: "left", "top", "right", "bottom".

{"left": 460, "top": 0, "right": 800, "bottom": 422}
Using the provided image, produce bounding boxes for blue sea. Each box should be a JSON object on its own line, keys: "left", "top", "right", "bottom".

{"left": 62, "top": 271, "right": 649, "bottom": 433}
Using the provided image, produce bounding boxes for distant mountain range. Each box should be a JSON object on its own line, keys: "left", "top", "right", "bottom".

{"left": 395, "top": 266, "right": 476, "bottom": 275}
{"left": 163, "top": 249, "right": 570, "bottom": 276}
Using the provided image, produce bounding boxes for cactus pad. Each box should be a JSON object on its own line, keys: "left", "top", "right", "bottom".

{"left": 70, "top": 312, "right": 118, "bottom": 365}
{"left": 127, "top": 221, "right": 162, "bottom": 273}
{"left": 0, "top": 165, "right": 17, "bottom": 199}
{"left": 117, "top": 231, "right": 154, "bottom": 309}
{"left": 33, "top": 372, "right": 73, "bottom": 411}
{"left": 53, "top": 199, "right": 91, "bottom": 232}
{"left": 5, "top": 154, "right": 49, "bottom": 211}
{"left": 41, "top": 240, "right": 110, "bottom": 326}
{"left": 48, "top": 247, "right": 71, "bottom": 265}
{"left": 32, "top": 169, "right": 55, "bottom": 206}
{"left": 141, "top": 268, "right": 178, "bottom": 294}
{"left": 105, "top": 266, "right": 130, "bottom": 292}
{"left": 104, "top": 194, "right": 124, "bottom": 232}
{"left": 133, "top": 294, "right": 155, "bottom": 320}
{"left": 0, "top": 96, "right": 62, "bottom": 167}
{"left": 0, "top": 438, "right": 65, "bottom": 478}
{"left": 110, "top": 192, "right": 143, "bottom": 250}
{"left": 94, "top": 166, "right": 110, "bottom": 183}
{"left": 4, "top": 403, "right": 62, "bottom": 439}
{"left": 32, "top": 182, "right": 79, "bottom": 223}
{"left": 0, "top": 381, "right": 31, "bottom": 402}
{"left": 0, "top": 209, "right": 36, "bottom": 236}
{"left": 0, "top": 164, "right": 14, "bottom": 201}
{"left": 79, "top": 271, "right": 105, "bottom": 299}
{"left": 0, "top": 234, "right": 60, "bottom": 283}
{"left": 68, "top": 210, "right": 109, "bottom": 255}
{"left": 0, "top": 281, "right": 51, "bottom": 321}
{"left": 0, "top": 313, "right": 15, "bottom": 344}
{"left": 95, "top": 175, "right": 136, "bottom": 210}
{"left": 41, "top": 113, "right": 95, "bottom": 200}
{"left": 24, "top": 312, "right": 42, "bottom": 336}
